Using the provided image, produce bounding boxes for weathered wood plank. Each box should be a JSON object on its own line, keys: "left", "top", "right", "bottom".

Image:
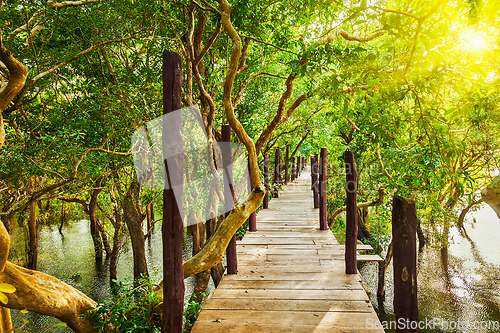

{"left": 203, "top": 298, "right": 373, "bottom": 312}
{"left": 357, "top": 254, "right": 384, "bottom": 262}
{"left": 194, "top": 310, "right": 384, "bottom": 333}
{"left": 208, "top": 288, "right": 370, "bottom": 301}
{"left": 217, "top": 279, "right": 364, "bottom": 290}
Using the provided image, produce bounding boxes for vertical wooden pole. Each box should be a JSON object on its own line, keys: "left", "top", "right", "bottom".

{"left": 319, "top": 148, "right": 327, "bottom": 230}
{"left": 291, "top": 157, "right": 296, "bottom": 182}
{"left": 297, "top": 155, "right": 301, "bottom": 177}
{"left": 345, "top": 150, "right": 358, "bottom": 274}
{"left": 284, "top": 144, "right": 290, "bottom": 185}
{"left": 393, "top": 196, "right": 420, "bottom": 332}
{"left": 273, "top": 147, "right": 280, "bottom": 197}
{"left": 248, "top": 161, "right": 257, "bottom": 232}
{"left": 162, "top": 50, "right": 184, "bottom": 333}
{"left": 310, "top": 156, "right": 314, "bottom": 190}
{"left": 312, "top": 155, "right": 319, "bottom": 209}
{"left": 263, "top": 153, "right": 269, "bottom": 209}
{"left": 222, "top": 124, "right": 237, "bottom": 274}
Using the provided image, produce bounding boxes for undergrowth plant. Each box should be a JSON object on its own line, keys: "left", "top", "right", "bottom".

{"left": 86, "top": 276, "right": 161, "bottom": 332}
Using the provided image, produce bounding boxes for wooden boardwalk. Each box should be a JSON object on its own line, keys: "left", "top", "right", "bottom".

{"left": 192, "top": 167, "right": 384, "bottom": 332}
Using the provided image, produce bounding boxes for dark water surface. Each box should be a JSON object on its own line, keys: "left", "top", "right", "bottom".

{"left": 12, "top": 220, "right": 206, "bottom": 332}
{"left": 360, "top": 205, "right": 500, "bottom": 332}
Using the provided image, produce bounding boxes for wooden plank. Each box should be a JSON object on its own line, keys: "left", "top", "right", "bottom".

{"left": 223, "top": 271, "right": 359, "bottom": 281}
{"left": 203, "top": 298, "right": 373, "bottom": 312}
{"left": 357, "top": 254, "right": 384, "bottom": 262}
{"left": 217, "top": 279, "right": 364, "bottom": 290}
{"left": 194, "top": 310, "right": 384, "bottom": 333}
{"left": 208, "top": 288, "right": 370, "bottom": 301}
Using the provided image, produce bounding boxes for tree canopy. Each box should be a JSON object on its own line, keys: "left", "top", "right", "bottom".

{"left": 0, "top": 0, "right": 499, "bottom": 331}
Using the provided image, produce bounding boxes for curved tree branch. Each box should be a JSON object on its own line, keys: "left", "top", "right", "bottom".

{"left": 329, "top": 187, "right": 385, "bottom": 229}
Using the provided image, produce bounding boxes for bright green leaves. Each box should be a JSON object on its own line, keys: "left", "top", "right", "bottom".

{"left": 0, "top": 283, "right": 16, "bottom": 304}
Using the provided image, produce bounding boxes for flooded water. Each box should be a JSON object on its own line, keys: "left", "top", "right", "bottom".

{"left": 11, "top": 220, "right": 206, "bottom": 332}
{"left": 9, "top": 204, "right": 500, "bottom": 332}
{"left": 360, "top": 204, "right": 500, "bottom": 332}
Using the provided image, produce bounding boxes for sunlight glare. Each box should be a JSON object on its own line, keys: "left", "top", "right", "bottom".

{"left": 468, "top": 35, "right": 487, "bottom": 51}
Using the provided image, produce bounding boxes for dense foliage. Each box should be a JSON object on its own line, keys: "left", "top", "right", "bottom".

{"left": 0, "top": 0, "right": 499, "bottom": 331}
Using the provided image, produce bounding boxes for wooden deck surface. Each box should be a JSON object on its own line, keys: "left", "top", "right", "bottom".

{"left": 191, "top": 167, "right": 384, "bottom": 332}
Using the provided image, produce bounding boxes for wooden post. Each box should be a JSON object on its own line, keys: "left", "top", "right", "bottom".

{"left": 162, "top": 50, "right": 184, "bottom": 333}
{"left": 284, "top": 144, "right": 290, "bottom": 185}
{"left": 392, "top": 195, "right": 420, "bottom": 332}
{"left": 312, "top": 155, "right": 319, "bottom": 209}
{"left": 291, "top": 157, "right": 296, "bottom": 182}
{"left": 263, "top": 153, "right": 269, "bottom": 209}
{"left": 273, "top": 147, "right": 280, "bottom": 197}
{"left": 222, "top": 124, "right": 237, "bottom": 274}
{"left": 345, "top": 150, "right": 358, "bottom": 274}
{"left": 297, "top": 155, "right": 301, "bottom": 177}
{"left": 310, "top": 156, "right": 314, "bottom": 190}
{"left": 319, "top": 148, "right": 327, "bottom": 230}
{"left": 248, "top": 161, "right": 257, "bottom": 232}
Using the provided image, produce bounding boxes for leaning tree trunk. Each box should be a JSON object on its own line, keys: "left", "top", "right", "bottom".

{"left": 185, "top": 214, "right": 211, "bottom": 332}
{"left": 1, "top": 219, "right": 97, "bottom": 332}
{"left": 123, "top": 181, "right": 148, "bottom": 281}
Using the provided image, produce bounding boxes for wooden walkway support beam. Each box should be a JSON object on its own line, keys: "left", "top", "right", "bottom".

{"left": 162, "top": 50, "right": 184, "bottom": 332}
{"left": 345, "top": 150, "right": 358, "bottom": 274}
{"left": 312, "top": 154, "right": 319, "bottom": 209}
{"left": 392, "top": 195, "right": 420, "bottom": 332}
{"left": 222, "top": 124, "right": 237, "bottom": 275}
{"left": 263, "top": 153, "right": 269, "bottom": 209}
{"left": 319, "top": 148, "right": 327, "bottom": 230}
{"left": 291, "top": 157, "right": 296, "bottom": 182}
{"left": 273, "top": 147, "right": 281, "bottom": 198}
{"left": 284, "top": 144, "right": 290, "bottom": 185}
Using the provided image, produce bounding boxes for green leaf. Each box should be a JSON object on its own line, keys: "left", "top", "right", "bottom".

{"left": 0, "top": 283, "right": 16, "bottom": 293}
{"left": 0, "top": 292, "right": 7, "bottom": 305}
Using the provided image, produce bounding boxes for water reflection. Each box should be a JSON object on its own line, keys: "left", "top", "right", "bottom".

{"left": 360, "top": 205, "right": 500, "bottom": 333}
{"left": 13, "top": 219, "right": 203, "bottom": 332}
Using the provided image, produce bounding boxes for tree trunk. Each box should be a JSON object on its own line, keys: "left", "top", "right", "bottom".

{"left": 96, "top": 218, "right": 111, "bottom": 256}
{"left": 123, "top": 181, "right": 148, "bottom": 281}
{"left": 0, "top": 262, "right": 96, "bottom": 333}
{"left": 417, "top": 219, "right": 426, "bottom": 249}
{"left": 146, "top": 202, "right": 153, "bottom": 239}
{"left": 185, "top": 218, "right": 210, "bottom": 332}
{"left": 0, "top": 306, "right": 13, "bottom": 333}
{"left": 205, "top": 179, "right": 224, "bottom": 286}
{"left": 89, "top": 187, "right": 104, "bottom": 260}
{"left": 377, "top": 240, "right": 393, "bottom": 298}
{"left": 59, "top": 202, "right": 66, "bottom": 234}
{"left": 27, "top": 178, "right": 38, "bottom": 270}
{"left": 109, "top": 214, "right": 122, "bottom": 287}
